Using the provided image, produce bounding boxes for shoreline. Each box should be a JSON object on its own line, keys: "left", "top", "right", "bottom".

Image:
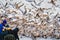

{"left": 20, "top": 36, "right": 60, "bottom": 40}
{"left": 19, "top": 36, "right": 60, "bottom": 40}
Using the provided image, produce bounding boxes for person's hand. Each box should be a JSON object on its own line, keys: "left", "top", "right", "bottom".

{"left": 2, "top": 29, "right": 5, "bottom": 31}
{"left": 3, "top": 27, "right": 6, "bottom": 29}
{"left": 3, "top": 27, "right": 11, "bottom": 30}
{"left": 6, "top": 28, "right": 11, "bottom": 30}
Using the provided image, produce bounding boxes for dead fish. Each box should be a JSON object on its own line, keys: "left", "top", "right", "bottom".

{"left": 33, "top": 0, "right": 43, "bottom": 6}
{"left": 48, "top": 0, "right": 56, "bottom": 5}
{"left": 31, "top": 3, "right": 37, "bottom": 8}
{"left": 5, "top": 2, "right": 8, "bottom": 7}
{"left": 15, "top": 2, "right": 24, "bottom": 9}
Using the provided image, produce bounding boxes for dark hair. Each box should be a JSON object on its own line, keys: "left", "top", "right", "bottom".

{"left": 3, "top": 20, "right": 7, "bottom": 24}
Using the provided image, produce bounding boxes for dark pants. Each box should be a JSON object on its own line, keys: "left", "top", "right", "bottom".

{"left": 0, "top": 28, "right": 19, "bottom": 40}
{"left": 9, "top": 28, "right": 19, "bottom": 40}
{"left": 0, "top": 31, "right": 8, "bottom": 40}
{"left": 12, "top": 28, "right": 19, "bottom": 39}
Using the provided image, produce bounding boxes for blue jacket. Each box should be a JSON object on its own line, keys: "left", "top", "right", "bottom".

{"left": 0, "top": 24, "right": 3, "bottom": 33}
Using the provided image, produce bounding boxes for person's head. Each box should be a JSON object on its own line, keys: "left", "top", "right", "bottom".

{"left": 3, "top": 19, "right": 7, "bottom": 24}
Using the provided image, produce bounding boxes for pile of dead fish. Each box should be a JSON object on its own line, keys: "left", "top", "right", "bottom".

{"left": 0, "top": 0, "right": 60, "bottom": 39}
